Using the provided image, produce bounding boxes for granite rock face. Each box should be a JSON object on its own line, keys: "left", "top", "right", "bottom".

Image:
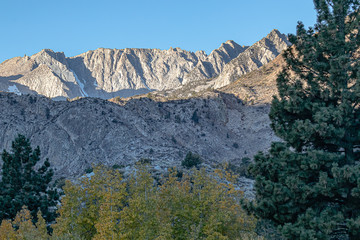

{"left": 67, "top": 47, "right": 208, "bottom": 98}
{"left": 0, "top": 47, "right": 206, "bottom": 99}
{"left": 0, "top": 30, "right": 289, "bottom": 99}
{"left": 212, "top": 29, "right": 291, "bottom": 88}
{"left": 182, "top": 40, "right": 247, "bottom": 84}
{"left": 0, "top": 92, "right": 277, "bottom": 179}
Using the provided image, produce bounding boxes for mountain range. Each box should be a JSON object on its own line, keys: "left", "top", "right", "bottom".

{"left": 0, "top": 29, "right": 289, "bottom": 189}
{"left": 0, "top": 29, "right": 290, "bottom": 100}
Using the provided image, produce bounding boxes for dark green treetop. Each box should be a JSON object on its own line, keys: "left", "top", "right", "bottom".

{"left": 181, "top": 151, "right": 202, "bottom": 169}
{"left": 0, "top": 134, "right": 59, "bottom": 226}
{"left": 244, "top": 1, "right": 360, "bottom": 239}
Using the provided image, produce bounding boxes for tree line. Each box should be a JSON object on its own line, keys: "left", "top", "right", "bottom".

{"left": 0, "top": 135, "right": 259, "bottom": 239}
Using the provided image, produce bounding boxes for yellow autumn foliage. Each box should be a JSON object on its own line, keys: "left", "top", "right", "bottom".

{"left": 0, "top": 219, "right": 16, "bottom": 240}
{"left": 52, "top": 165, "right": 126, "bottom": 240}
{"left": 2, "top": 165, "right": 260, "bottom": 239}
{"left": 52, "top": 164, "right": 259, "bottom": 239}
{"left": 0, "top": 206, "right": 50, "bottom": 240}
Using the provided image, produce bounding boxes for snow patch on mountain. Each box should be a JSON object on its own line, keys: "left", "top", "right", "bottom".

{"left": 8, "top": 85, "right": 21, "bottom": 95}
{"left": 71, "top": 69, "right": 88, "bottom": 97}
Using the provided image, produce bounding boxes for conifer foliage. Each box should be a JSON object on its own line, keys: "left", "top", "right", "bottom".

{"left": 0, "top": 134, "right": 59, "bottom": 225}
{"left": 246, "top": 1, "right": 360, "bottom": 239}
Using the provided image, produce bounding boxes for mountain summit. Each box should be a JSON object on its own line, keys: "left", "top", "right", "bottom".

{"left": 213, "top": 29, "right": 291, "bottom": 88}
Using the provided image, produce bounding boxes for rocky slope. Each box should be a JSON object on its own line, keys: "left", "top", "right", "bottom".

{"left": 142, "top": 51, "right": 286, "bottom": 104}
{"left": 0, "top": 92, "right": 277, "bottom": 181}
{"left": 0, "top": 30, "right": 289, "bottom": 99}
{"left": 219, "top": 53, "right": 286, "bottom": 104}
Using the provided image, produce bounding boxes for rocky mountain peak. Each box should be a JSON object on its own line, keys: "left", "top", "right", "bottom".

{"left": 181, "top": 39, "right": 247, "bottom": 84}
{"left": 222, "top": 40, "right": 238, "bottom": 48}
{"left": 212, "top": 29, "right": 291, "bottom": 88}
{"left": 195, "top": 50, "right": 208, "bottom": 60}
{"left": 218, "top": 40, "right": 246, "bottom": 57}
{"left": 33, "top": 49, "right": 66, "bottom": 62}
{"left": 259, "top": 29, "right": 291, "bottom": 55}
{"left": 267, "top": 29, "right": 290, "bottom": 44}
{"left": 36, "top": 49, "right": 67, "bottom": 66}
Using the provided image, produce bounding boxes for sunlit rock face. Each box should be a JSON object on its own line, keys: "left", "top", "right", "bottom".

{"left": 213, "top": 29, "right": 291, "bottom": 89}
{"left": 0, "top": 30, "right": 289, "bottom": 99}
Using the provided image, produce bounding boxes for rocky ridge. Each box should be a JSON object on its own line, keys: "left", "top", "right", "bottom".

{"left": 213, "top": 29, "right": 290, "bottom": 88}
{"left": 0, "top": 92, "right": 277, "bottom": 182}
{"left": 142, "top": 51, "right": 286, "bottom": 105}
{"left": 182, "top": 40, "right": 248, "bottom": 84}
{"left": 0, "top": 30, "right": 290, "bottom": 99}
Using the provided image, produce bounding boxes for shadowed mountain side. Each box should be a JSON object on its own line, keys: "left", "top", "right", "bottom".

{"left": 0, "top": 74, "right": 23, "bottom": 81}
{"left": 0, "top": 80, "right": 38, "bottom": 96}
{"left": 0, "top": 92, "right": 277, "bottom": 179}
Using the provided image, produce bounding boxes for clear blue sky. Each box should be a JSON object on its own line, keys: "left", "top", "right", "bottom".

{"left": 0, "top": 0, "right": 317, "bottom": 63}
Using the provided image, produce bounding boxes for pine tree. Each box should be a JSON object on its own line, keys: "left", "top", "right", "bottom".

{"left": 245, "top": 1, "right": 360, "bottom": 239}
{"left": 0, "top": 134, "right": 59, "bottom": 226}
{"left": 181, "top": 151, "right": 202, "bottom": 169}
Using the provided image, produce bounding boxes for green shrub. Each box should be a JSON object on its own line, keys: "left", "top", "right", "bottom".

{"left": 181, "top": 151, "right": 202, "bottom": 169}
{"left": 112, "top": 164, "right": 124, "bottom": 169}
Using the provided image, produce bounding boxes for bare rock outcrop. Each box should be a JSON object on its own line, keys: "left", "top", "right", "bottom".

{"left": 183, "top": 40, "right": 247, "bottom": 83}
{"left": 219, "top": 53, "right": 286, "bottom": 104}
{"left": 67, "top": 47, "right": 207, "bottom": 97}
{"left": 213, "top": 29, "right": 291, "bottom": 88}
